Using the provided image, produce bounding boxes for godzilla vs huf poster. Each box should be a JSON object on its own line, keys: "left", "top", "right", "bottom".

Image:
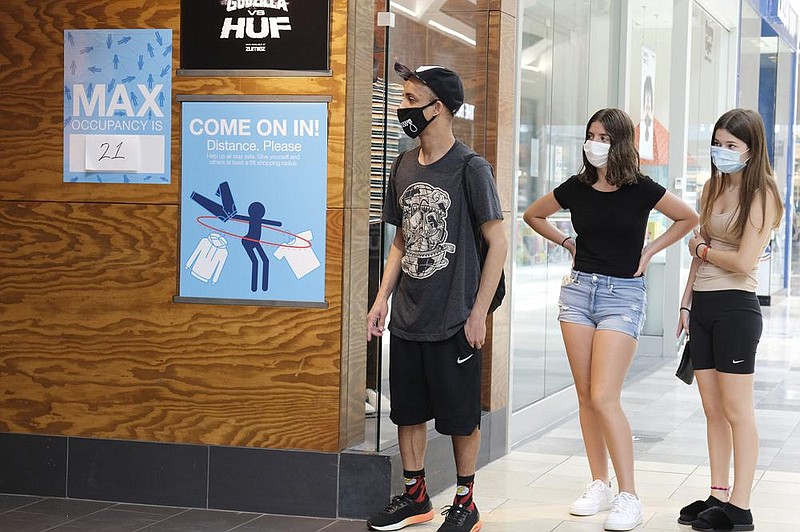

{"left": 180, "top": 0, "right": 330, "bottom": 72}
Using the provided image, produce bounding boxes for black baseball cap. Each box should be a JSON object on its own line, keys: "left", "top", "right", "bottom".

{"left": 395, "top": 61, "right": 464, "bottom": 115}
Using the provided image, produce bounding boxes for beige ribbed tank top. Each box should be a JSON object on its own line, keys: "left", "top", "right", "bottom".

{"left": 693, "top": 209, "right": 763, "bottom": 292}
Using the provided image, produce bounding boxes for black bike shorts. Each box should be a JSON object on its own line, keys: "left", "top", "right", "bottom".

{"left": 689, "top": 290, "right": 762, "bottom": 374}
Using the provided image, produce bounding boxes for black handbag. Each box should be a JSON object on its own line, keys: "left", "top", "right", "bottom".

{"left": 676, "top": 341, "right": 694, "bottom": 385}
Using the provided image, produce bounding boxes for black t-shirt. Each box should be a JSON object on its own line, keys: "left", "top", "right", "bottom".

{"left": 553, "top": 174, "right": 666, "bottom": 278}
{"left": 382, "top": 141, "right": 503, "bottom": 341}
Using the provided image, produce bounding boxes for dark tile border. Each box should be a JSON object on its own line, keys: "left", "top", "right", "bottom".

{"left": 67, "top": 437, "right": 208, "bottom": 508}
{"left": 0, "top": 433, "right": 66, "bottom": 497}
{"left": 0, "top": 409, "right": 506, "bottom": 519}
{"left": 338, "top": 452, "right": 391, "bottom": 519}
{"left": 209, "top": 446, "right": 337, "bottom": 517}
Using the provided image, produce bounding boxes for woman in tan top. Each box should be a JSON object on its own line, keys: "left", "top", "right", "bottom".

{"left": 677, "top": 109, "right": 783, "bottom": 532}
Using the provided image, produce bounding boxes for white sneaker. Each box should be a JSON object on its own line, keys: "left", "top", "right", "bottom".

{"left": 569, "top": 479, "right": 614, "bottom": 516}
{"left": 604, "top": 492, "right": 643, "bottom": 531}
{"left": 366, "top": 389, "right": 391, "bottom": 412}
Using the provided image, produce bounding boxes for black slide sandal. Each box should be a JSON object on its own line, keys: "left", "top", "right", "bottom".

{"left": 692, "top": 506, "right": 754, "bottom": 532}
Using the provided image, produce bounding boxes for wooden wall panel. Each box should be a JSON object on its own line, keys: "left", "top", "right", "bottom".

{"left": 0, "top": 0, "right": 350, "bottom": 452}
{"left": 0, "top": 202, "right": 344, "bottom": 450}
{"left": 339, "top": 0, "right": 374, "bottom": 448}
{"left": 0, "top": 1, "right": 181, "bottom": 204}
{"left": 0, "top": 0, "right": 348, "bottom": 209}
{"left": 483, "top": 8, "right": 515, "bottom": 411}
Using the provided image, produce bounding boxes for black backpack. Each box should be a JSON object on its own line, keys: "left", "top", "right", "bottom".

{"left": 461, "top": 153, "right": 506, "bottom": 313}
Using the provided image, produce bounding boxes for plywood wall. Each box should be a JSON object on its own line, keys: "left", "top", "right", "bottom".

{"left": 0, "top": 0, "right": 348, "bottom": 451}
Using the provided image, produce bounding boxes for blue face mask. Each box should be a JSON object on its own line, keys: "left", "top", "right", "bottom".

{"left": 711, "top": 146, "right": 749, "bottom": 174}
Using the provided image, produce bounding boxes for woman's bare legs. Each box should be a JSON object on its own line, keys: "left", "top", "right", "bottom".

{"left": 562, "top": 322, "right": 609, "bottom": 483}
{"left": 590, "top": 330, "right": 638, "bottom": 494}
{"left": 695, "top": 369, "right": 733, "bottom": 502}
{"left": 718, "top": 372, "right": 757, "bottom": 509}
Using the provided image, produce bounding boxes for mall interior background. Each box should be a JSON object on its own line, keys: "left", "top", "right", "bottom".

{"left": 366, "top": 0, "right": 799, "bottom": 454}
{"left": 0, "top": 0, "right": 798, "bottom": 520}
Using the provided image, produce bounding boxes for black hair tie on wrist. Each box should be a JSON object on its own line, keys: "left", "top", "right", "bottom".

{"left": 680, "top": 307, "right": 690, "bottom": 313}
{"left": 561, "top": 236, "right": 571, "bottom": 247}
{"left": 694, "top": 242, "right": 705, "bottom": 258}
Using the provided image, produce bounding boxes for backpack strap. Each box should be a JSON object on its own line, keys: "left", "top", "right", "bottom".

{"left": 390, "top": 148, "right": 410, "bottom": 181}
{"left": 461, "top": 153, "right": 481, "bottom": 239}
{"left": 461, "top": 153, "right": 505, "bottom": 312}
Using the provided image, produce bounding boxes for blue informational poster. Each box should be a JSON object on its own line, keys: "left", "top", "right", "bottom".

{"left": 63, "top": 29, "right": 172, "bottom": 184}
{"left": 178, "top": 100, "right": 328, "bottom": 306}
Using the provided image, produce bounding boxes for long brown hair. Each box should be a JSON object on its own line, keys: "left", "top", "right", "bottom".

{"left": 577, "top": 108, "right": 644, "bottom": 187}
{"left": 703, "top": 109, "right": 784, "bottom": 239}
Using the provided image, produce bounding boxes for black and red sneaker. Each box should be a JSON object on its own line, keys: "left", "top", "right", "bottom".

{"left": 437, "top": 503, "right": 482, "bottom": 532}
{"left": 367, "top": 493, "right": 434, "bottom": 531}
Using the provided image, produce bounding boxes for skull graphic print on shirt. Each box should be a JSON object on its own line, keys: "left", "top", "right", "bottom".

{"left": 399, "top": 182, "right": 456, "bottom": 279}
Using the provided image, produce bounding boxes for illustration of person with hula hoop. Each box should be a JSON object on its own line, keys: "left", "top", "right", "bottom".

{"left": 191, "top": 181, "right": 310, "bottom": 293}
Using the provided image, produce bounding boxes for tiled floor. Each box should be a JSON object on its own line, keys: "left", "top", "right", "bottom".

{"left": 2, "top": 282, "right": 799, "bottom": 531}
{"left": 399, "top": 287, "right": 800, "bottom": 531}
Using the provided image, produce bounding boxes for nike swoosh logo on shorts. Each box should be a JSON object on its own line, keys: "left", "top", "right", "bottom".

{"left": 457, "top": 354, "right": 474, "bottom": 364}
{"left": 733, "top": 359, "right": 744, "bottom": 364}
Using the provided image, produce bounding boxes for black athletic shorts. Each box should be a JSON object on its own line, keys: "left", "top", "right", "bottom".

{"left": 389, "top": 327, "right": 482, "bottom": 436}
{"left": 689, "top": 290, "right": 762, "bottom": 374}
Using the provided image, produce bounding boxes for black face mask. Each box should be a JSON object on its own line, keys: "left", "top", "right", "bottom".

{"left": 396, "top": 99, "right": 439, "bottom": 138}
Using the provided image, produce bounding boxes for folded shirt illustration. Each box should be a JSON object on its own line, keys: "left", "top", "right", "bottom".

{"left": 274, "top": 230, "right": 320, "bottom": 279}
{"left": 186, "top": 233, "right": 228, "bottom": 284}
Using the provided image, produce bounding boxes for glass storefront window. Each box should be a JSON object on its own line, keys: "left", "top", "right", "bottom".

{"left": 767, "top": 38, "right": 792, "bottom": 291}
{"left": 512, "top": 0, "right": 619, "bottom": 413}
{"left": 687, "top": 4, "right": 731, "bottom": 198}
{"left": 739, "top": 2, "right": 762, "bottom": 110}
{"left": 364, "top": 0, "right": 494, "bottom": 451}
{"left": 514, "top": 0, "right": 554, "bottom": 410}
{"left": 356, "top": 0, "right": 795, "bottom": 455}
{"left": 626, "top": 3, "right": 676, "bottom": 337}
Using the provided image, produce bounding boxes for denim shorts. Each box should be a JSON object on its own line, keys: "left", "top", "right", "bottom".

{"left": 557, "top": 270, "right": 647, "bottom": 339}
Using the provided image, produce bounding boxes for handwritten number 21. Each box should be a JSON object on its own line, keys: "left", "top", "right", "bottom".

{"left": 98, "top": 142, "right": 125, "bottom": 160}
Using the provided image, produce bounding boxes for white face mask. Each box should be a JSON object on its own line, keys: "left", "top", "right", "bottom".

{"left": 583, "top": 140, "right": 611, "bottom": 168}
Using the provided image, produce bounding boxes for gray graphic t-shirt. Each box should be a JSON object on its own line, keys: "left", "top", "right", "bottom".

{"left": 382, "top": 141, "right": 503, "bottom": 342}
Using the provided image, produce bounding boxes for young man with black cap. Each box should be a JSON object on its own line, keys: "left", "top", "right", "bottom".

{"left": 366, "top": 62, "right": 506, "bottom": 532}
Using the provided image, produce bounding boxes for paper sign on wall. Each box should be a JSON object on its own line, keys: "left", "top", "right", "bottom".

{"left": 63, "top": 29, "right": 172, "bottom": 183}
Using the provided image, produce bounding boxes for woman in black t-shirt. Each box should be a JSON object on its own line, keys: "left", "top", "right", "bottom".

{"left": 523, "top": 108, "right": 697, "bottom": 531}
